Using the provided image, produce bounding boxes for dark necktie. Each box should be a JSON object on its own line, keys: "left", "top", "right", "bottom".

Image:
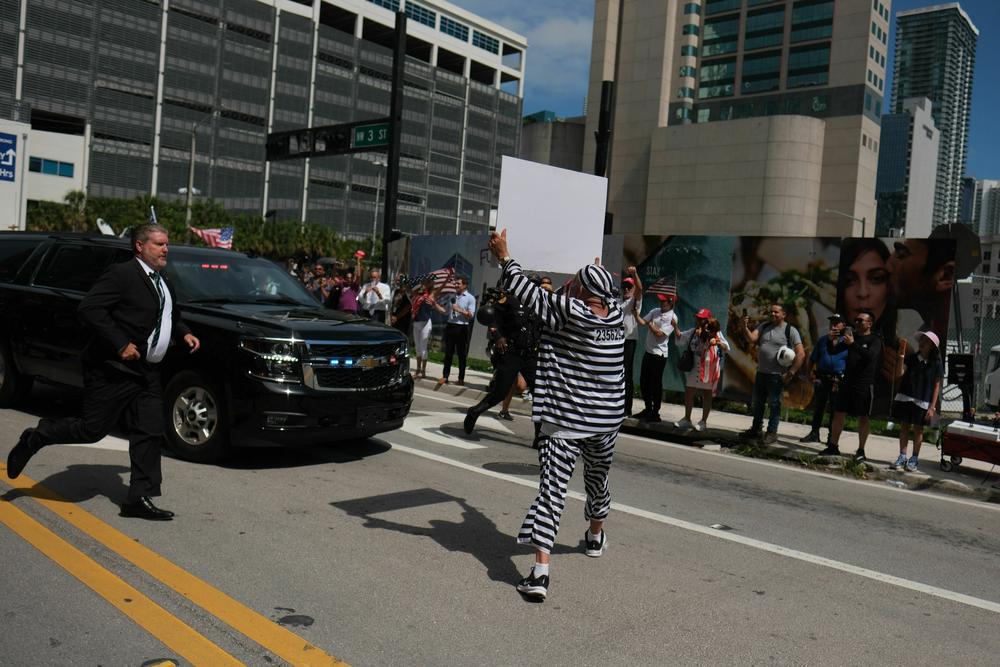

{"left": 149, "top": 271, "right": 165, "bottom": 351}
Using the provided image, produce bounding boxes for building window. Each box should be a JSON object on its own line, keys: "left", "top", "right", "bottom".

{"left": 697, "top": 108, "right": 711, "bottom": 123}
{"left": 705, "top": 0, "right": 740, "bottom": 16}
{"left": 702, "top": 16, "right": 739, "bottom": 56}
{"left": 792, "top": 0, "right": 834, "bottom": 43}
{"left": 368, "top": 0, "right": 400, "bottom": 11}
{"left": 675, "top": 106, "right": 692, "bottom": 120}
{"left": 698, "top": 57, "right": 736, "bottom": 99}
{"left": 682, "top": 24, "right": 700, "bottom": 36}
{"left": 684, "top": 3, "right": 701, "bottom": 15}
{"left": 440, "top": 16, "right": 469, "bottom": 42}
{"left": 744, "top": 6, "right": 785, "bottom": 51}
{"left": 404, "top": 1, "right": 436, "bottom": 28}
{"left": 472, "top": 30, "right": 500, "bottom": 54}
{"left": 681, "top": 45, "right": 698, "bottom": 57}
{"left": 787, "top": 43, "right": 831, "bottom": 89}
{"left": 741, "top": 50, "right": 781, "bottom": 94}
{"left": 29, "top": 157, "right": 74, "bottom": 178}
{"left": 679, "top": 65, "right": 697, "bottom": 78}
{"left": 677, "top": 87, "right": 696, "bottom": 99}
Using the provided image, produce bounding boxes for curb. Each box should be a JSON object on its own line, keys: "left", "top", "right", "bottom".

{"left": 415, "top": 373, "right": 1000, "bottom": 505}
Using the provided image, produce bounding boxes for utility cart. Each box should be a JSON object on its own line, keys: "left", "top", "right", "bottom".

{"left": 939, "top": 421, "right": 1000, "bottom": 472}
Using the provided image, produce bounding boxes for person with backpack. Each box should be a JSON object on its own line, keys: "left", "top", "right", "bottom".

{"left": 674, "top": 311, "right": 730, "bottom": 431}
{"left": 740, "top": 303, "right": 805, "bottom": 443}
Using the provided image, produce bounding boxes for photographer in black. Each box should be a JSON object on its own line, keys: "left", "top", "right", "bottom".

{"left": 463, "top": 281, "right": 542, "bottom": 434}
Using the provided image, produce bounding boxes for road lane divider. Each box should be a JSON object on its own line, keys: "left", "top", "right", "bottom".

{"left": 0, "top": 466, "right": 348, "bottom": 667}
{"left": 0, "top": 497, "right": 242, "bottom": 666}
{"left": 388, "top": 441, "right": 1000, "bottom": 616}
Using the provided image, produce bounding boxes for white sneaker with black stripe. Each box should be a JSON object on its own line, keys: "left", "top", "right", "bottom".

{"left": 585, "top": 529, "right": 607, "bottom": 557}
{"left": 516, "top": 568, "right": 549, "bottom": 600}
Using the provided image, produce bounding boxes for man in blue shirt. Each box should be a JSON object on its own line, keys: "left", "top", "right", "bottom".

{"left": 434, "top": 276, "right": 476, "bottom": 386}
{"left": 800, "top": 314, "right": 848, "bottom": 444}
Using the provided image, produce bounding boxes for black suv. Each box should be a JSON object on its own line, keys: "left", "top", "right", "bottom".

{"left": 0, "top": 233, "right": 413, "bottom": 462}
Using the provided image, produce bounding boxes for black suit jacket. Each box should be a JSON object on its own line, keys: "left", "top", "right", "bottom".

{"left": 79, "top": 258, "right": 191, "bottom": 367}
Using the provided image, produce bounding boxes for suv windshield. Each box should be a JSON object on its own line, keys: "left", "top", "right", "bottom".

{"left": 164, "top": 248, "right": 318, "bottom": 307}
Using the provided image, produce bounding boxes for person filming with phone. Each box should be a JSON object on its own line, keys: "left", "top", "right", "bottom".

{"left": 824, "top": 310, "right": 882, "bottom": 461}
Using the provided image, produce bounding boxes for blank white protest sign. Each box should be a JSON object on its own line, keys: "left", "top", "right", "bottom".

{"left": 495, "top": 156, "right": 608, "bottom": 274}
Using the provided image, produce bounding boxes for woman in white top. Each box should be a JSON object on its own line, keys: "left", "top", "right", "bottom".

{"left": 674, "top": 309, "right": 730, "bottom": 431}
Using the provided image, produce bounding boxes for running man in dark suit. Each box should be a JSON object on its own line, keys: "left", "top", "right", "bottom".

{"left": 6, "top": 223, "right": 200, "bottom": 521}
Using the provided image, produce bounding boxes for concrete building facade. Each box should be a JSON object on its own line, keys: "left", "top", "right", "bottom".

{"left": 519, "top": 111, "right": 586, "bottom": 172}
{"left": 874, "top": 96, "right": 938, "bottom": 238}
{"left": 584, "top": 0, "right": 890, "bottom": 237}
{"left": 0, "top": 0, "right": 526, "bottom": 236}
{"left": 891, "top": 3, "right": 978, "bottom": 229}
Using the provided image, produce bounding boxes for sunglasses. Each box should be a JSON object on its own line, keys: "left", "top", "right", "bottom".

{"left": 854, "top": 317, "right": 869, "bottom": 323}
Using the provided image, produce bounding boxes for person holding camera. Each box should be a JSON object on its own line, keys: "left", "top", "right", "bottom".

{"left": 358, "top": 267, "right": 392, "bottom": 323}
{"left": 824, "top": 310, "right": 882, "bottom": 461}
{"left": 463, "top": 286, "right": 542, "bottom": 433}
{"left": 617, "top": 267, "right": 643, "bottom": 416}
{"left": 674, "top": 310, "right": 730, "bottom": 431}
{"left": 799, "top": 314, "right": 849, "bottom": 445}
{"left": 741, "top": 304, "right": 805, "bottom": 444}
{"left": 433, "top": 276, "right": 475, "bottom": 386}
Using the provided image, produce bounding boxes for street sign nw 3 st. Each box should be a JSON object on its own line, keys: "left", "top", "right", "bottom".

{"left": 352, "top": 123, "right": 390, "bottom": 149}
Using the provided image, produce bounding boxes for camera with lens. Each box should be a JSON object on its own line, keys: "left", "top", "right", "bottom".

{"left": 477, "top": 287, "right": 506, "bottom": 326}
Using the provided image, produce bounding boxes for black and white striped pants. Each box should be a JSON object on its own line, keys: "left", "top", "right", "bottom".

{"left": 517, "top": 429, "right": 618, "bottom": 554}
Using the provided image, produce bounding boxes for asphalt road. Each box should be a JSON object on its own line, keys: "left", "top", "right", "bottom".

{"left": 2, "top": 384, "right": 999, "bottom": 666}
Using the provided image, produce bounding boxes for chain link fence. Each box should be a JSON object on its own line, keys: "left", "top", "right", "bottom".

{"left": 944, "top": 274, "right": 1000, "bottom": 415}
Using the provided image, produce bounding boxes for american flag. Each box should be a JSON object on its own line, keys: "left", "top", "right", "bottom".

{"left": 190, "top": 226, "right": 234, "bottom": 250}
{"left": 645, "top": 276, "right": 678, "bottom": 298}
{"left": 413, "top": 267, "right": 459, "bottom": 295}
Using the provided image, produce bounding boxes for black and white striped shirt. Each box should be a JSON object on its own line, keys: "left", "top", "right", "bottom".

{"left": 502, "top": 260, "right": 625, "bottom": 434}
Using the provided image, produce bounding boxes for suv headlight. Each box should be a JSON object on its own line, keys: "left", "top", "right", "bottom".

{"left": 239, "top": 337, "right": 303, "bottom": 383}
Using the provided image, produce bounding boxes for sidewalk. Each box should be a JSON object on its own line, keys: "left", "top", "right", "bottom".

{"left": 415, "top": 361, "right": 1000, "bottom": 504}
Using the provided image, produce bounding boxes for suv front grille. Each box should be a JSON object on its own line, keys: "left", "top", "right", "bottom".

{"left": 302, "top": 340, "right": 405, "bottom": 391}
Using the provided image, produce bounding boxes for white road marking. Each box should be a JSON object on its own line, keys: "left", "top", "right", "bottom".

{"left": 388, "top": 441, "right": 1000, "bottom": 616}
{"left": 412, "top": 390, "right": 1000, "bottom": 513}
{"left": 400, "top": 411, "right": 514, "bottom": 450}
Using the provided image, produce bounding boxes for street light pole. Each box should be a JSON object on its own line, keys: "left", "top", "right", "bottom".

{"left": 823, "top": 208, "right": 866, "bottom": 237}
{"left": 370, "top": 157, "right": 387, "bottom": 260}
{"left": 185, "top": 112, "right": 215, "bottom": 243}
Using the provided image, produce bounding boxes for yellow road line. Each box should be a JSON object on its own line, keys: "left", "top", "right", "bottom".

{"left": 0, "top": 497, "right": 243, "bottom": 666}
{"left": 1, "top": 465, "right": 348, "bottom": 667}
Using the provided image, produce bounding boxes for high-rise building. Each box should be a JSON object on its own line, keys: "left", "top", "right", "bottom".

{"left": 874, "top": 97, "right": 938, "bottom": 238}
{"left": 584, "top": 0, "right": 891, "bottom": 237}
{"left": 891, "top": 3, "right": 978, "bottom": 229}
{"left": 0, "top": 0, "right": 526, "bottom": 236}
{"left": 519, "top": 111, "right": 586, "bottom": 172}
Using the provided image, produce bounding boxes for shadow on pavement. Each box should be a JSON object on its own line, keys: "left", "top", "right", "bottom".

{"left": 218, "top": 438, "right": 392, "bottom": 470}
{"left": 1, "top": 463, "right": 131, "bottom": 507}
{"left": 331, "top": 488, "right": 575, "bottom": 594}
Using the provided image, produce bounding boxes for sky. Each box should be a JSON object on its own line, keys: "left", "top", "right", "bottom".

{"left": 453, "top": 0, "right": 1000, "bottom": 179}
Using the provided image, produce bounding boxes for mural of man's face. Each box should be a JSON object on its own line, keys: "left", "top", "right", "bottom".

{"left": 887, "top": 239, "right": 928, "bottom": 305}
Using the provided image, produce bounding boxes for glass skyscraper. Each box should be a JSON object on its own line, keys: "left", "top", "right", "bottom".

{"left": 891, "top": 3, "right": 978, "bottom": 228}
{"left": 0, "top": 0, "right": 526, "bottom": 237}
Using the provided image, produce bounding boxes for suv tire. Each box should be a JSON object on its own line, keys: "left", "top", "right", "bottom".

{"left": 0, "top": 338, "right": 32, "bottom": 408}
{"left": 163, "top": 370, "right": 229, "bottom": 463}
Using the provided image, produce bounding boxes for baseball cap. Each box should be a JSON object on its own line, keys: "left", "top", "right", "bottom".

{"left": 622, "top": 277, "right": 635, "bottom": 287}
{"left": 695, "top": 308, "right": 712, "bottom": 319}
{"left": 656, "top": 293, "right": 674, "bottom": 302}
{"left": 828, "top": 313, "right": 844, "bottom": 324}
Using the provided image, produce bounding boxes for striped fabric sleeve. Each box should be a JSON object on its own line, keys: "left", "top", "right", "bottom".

{"left": 501, "top": 259, "right": 572, "bottom": 333}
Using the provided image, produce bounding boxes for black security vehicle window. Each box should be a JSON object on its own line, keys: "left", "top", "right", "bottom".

{"left": 34, "top": 244, "right": 124, "bottom": 292}
{"left": 0, "top": 239, "right": 40, "bottom": 283}
{"left": 164, "top": 248, "right": 317, "bottom": 307}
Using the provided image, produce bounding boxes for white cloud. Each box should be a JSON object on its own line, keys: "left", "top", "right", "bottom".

{"left": 450, "top": 1, "right": 595, "bottom": 113}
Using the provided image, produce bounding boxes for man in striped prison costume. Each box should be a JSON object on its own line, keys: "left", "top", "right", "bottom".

{"left": 488, "top": 230, "right": 625, "bottom": 601}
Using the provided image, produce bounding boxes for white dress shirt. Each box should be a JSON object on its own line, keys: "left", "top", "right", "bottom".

{"left": 136, "top": 257, "right": 172, "bottom": 364}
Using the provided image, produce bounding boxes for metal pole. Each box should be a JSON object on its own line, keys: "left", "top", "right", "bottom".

{"left": 372, "top": 166, "right": 381, "bottom": 258}
{"left": 185, "top": 125, "right": 196, "bottom": 244}
{"left": 382, "top": 11, "right": 406, "bottom": 278}
{"left": 861, "top": 216, "right": 866, "bottom": 238}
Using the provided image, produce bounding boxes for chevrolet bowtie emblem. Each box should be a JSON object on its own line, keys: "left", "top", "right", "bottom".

{"left": 358, "top": 356, "right": 379, "bottom": 370}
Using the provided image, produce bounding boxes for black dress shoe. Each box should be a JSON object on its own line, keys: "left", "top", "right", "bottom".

{"left": 120, "top": 496, "right": 175, "bottom": 521}
{"left": 7, "top": 428, "right": 41, "bottom": 480}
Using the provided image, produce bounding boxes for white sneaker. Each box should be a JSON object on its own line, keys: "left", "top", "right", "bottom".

{"left": 674, "top": 418, "right": 693, "bottom": 430}
{"left": 694, "top": 420, "right": 706, "bottom": 432}
{"left": 521, "top": 391, "right": 533, "bottom": 402}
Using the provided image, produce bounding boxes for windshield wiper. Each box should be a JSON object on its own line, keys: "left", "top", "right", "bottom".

{"left": 185, "top": 295, "right": 310, "bottom": 306}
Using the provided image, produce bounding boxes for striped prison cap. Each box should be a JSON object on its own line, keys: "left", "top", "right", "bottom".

{"left": 576, "top": 264, "right": 615, "bottom": 300}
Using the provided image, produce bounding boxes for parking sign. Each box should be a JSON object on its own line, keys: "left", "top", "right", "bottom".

{"left": 0, "top": 132, "right": 16, "bottom": 182}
